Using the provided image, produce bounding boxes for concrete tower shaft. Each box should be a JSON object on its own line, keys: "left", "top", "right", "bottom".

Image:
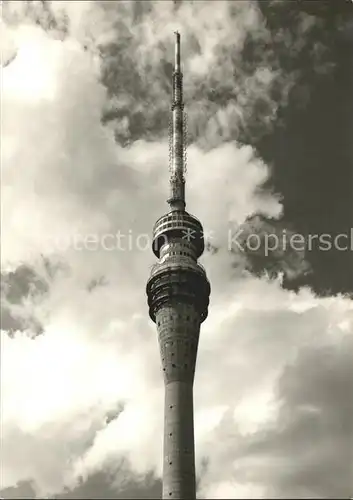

{"left": 146, "top": 32, "right": 210, "bottom": 500}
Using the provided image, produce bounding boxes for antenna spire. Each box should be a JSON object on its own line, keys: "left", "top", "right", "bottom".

{"left": 174, "top": 31, "right": 181, "bottom": 72}
{"left": 168, "top": 31, "right": 186, "bottom": 211}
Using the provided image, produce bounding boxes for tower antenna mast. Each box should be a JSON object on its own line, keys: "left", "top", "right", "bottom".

{"left": 168, "top": 31, "right": 186, "bottom": 211}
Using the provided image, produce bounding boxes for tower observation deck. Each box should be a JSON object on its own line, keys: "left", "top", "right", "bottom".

{"left": 146, "top": 32, "right": 211, "bottom": 499}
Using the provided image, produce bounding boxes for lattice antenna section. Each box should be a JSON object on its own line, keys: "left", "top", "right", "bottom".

{"left": 183, "top": 110, "right": 188, "bottom": 176}
{"left": 169, "top": 115, "right": 173, "bottom": 173}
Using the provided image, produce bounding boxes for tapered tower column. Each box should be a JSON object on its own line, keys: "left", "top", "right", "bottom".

{"left": 157, "top": 301, "right": 200, "bottom": 499}
{"left": 147, "top": 33, "right": 210, "bottom": 500}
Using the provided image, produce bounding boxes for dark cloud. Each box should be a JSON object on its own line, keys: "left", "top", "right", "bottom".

{"left": 1, "top": 474, "right": 161, "bottom": 500}
{"left": 254, "top": 0, "right": 353, "bottom": 295}
{"left": 2, "top": 0, "right": 68, "bottom": 39}
{"left": 1, "top": 265, "right": 48, "bottom": 334}
{"left": 230, "top": 214, "right": 312, "bottom": 281}
{"left": 240, "top": 335, "right": 353, "bottom": 498}
{"left": 98, "top": 0, "right": 339, "bottom": 147}
{"left": 59, "top": 472, "right": 161, "bottom": 499}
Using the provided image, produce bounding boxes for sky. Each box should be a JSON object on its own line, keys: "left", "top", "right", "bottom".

{"left": 1, "top": 0, "right": 353, "bottom": 498}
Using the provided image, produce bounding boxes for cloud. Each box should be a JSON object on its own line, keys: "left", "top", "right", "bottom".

{"left": 2, "top": 266, "right": 352, "bottom": 498}
{"left": 1, "top": 2, "right": 352, "bottom": 499}
{"left": 195, "top": 288, "right": 353, "bottom": 499}
{"left": 91, "top": 0, "right": 333, "bottom": 146}
{"left": 223, "top": 334, "right": 353, "bottom": 499}
{"left": 2, "top": 0, "right": 332, "bottom": 145}
{"left": 1, "top": 19, "right": 282, "bottom": 272}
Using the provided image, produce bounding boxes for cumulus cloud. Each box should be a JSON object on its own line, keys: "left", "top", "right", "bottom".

{"left": 1, "top": 1, "right": 352, "bottom": 499}
{"left": 3, "top": 0, "right": 334, "bottom": 144}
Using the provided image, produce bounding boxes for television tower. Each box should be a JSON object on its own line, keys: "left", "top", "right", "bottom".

{"left": 146, "top": 32, "right": 211, "bottom": 499}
